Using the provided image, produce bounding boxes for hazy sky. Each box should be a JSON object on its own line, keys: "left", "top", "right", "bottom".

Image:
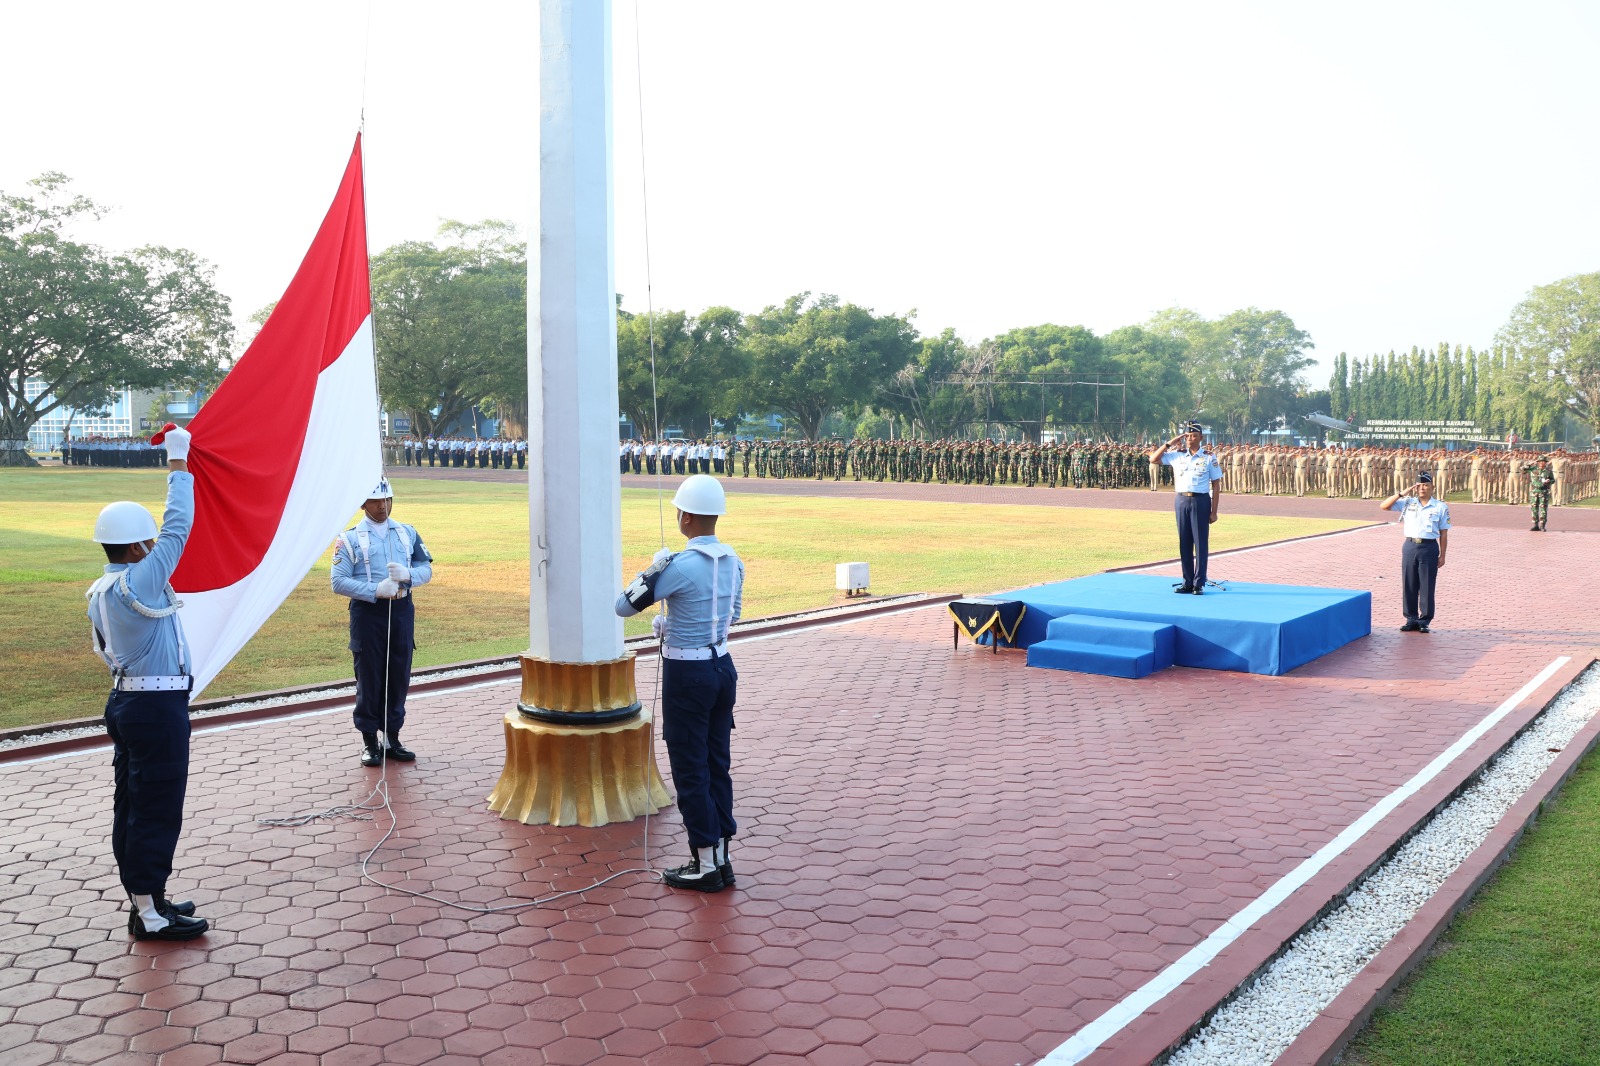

{"left": 5, "top": 0, "right": 1598, "bottom": 387}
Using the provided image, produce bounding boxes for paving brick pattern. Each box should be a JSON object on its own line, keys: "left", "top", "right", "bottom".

{"left": 2, "top": 523, "right": 1595, "bottom": 1065}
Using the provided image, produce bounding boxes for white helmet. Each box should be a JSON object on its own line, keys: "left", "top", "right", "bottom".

{"left": 367, "top": 477, "right": 394, "bottom": 500}
{"left": 93, "top": 501, "right": 159, "bottom": 544}
{"left": 671, "top": 474, "right": 726, "bottom": 516}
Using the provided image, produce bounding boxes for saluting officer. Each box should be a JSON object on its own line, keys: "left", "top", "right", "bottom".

{"left": 1382, "top": 470, "right": 1449, "bottom": 633}
{"left": 332, "top": 478, "right": 435, "bottom": 765}
{"left": 615, "top": 474, "right": 744, "bottom": 893}
{"left": 1149, "top": 421, "right": 1224, "bottom": 594}
{"left": 87, "top": 425, "right": 209, "bottom": 941}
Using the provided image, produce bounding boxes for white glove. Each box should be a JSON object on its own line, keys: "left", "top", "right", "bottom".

{"left": 374, "top": 578, "right": 401, "bottom": 599}
{"left": 651, "top": 613, "right": 667, "bottom": 640}
{"left": 652, "top": 547, "right": 672, "bottom": 566}
{"left": 163, "top": 427, "right": 192, "bottom": 461}
{"left": 386, "top": 561, "right": 409, "bottom": 583}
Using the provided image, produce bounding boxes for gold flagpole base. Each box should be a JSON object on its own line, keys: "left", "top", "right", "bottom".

{"left": 487, "top": 654, "right": 671, "bottom": 827}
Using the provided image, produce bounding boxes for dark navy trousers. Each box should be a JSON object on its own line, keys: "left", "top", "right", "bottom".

{"left": 349, "top": 597, "right": 416, "bottom": 735}
{"left": 1401, "top": 539, "right": 1440, "bottom": 624}
{"left": 1175, "top": 493, "right": 1212, "bottom": 587}
{"left": 104, "top": 689, "right": 191, "bottom": 895}
{"left": 661, "top": 654, "right": 739, "bottom": 850}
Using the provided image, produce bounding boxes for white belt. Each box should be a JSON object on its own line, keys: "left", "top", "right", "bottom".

{"left": 660, "top": 641, "right": 729, "bottom": 661}
{"left": 116, "top": 675, "right": 192, "bottom": 692}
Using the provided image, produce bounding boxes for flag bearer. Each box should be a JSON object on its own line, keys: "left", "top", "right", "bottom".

{"left": 88, "top": 425, "right": 209, "bottom": 941}
{"left": 332, "top": 478, "right": 435, "bottom": 766}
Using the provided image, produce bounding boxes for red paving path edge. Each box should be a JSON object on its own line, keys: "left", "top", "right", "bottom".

{"left": 1278, "top": 678, "right": 1600, "bottom": 1066}
{"left": 1081, "top": 656, "right": 1593, "bottom": 1062}
{"left": 1081, "top": 655, "right": 1593, "bottom": 1066}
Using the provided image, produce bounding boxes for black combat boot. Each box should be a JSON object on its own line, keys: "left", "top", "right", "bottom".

{"left": 663, "top": 848, "right": 727, "bottom": 893}
{"left": 385, "top": 730, "right": 415, "bottom": 762}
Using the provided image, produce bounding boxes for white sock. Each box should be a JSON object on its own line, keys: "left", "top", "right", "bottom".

{"left": 695, "top": 847, "right": 716, "bottom": 873}
{"left": 133, "top": 893, "right": 168, "bottom": 932}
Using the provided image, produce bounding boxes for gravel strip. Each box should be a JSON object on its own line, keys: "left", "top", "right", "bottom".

{"left": 1168, "top": 664, "right": 1600, "bottom": 1065}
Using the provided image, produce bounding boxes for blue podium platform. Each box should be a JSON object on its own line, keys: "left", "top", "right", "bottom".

{"left": 1007, "top": 573, "right": 1371, "bottom": 677}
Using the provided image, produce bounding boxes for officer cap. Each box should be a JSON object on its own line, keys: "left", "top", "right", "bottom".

{"left": 1417, "top": 471, "right": 1434, "bottom": 484}
{"left": 1182, "top": 420, "right": 1203, "bottom": 434}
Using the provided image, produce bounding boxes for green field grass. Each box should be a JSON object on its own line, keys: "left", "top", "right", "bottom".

{"left": 0, "top": 468, "right": 1358, "bottom": 730}
{"left": 1346, "top": 748, "right": 1600, "bottom": 1065}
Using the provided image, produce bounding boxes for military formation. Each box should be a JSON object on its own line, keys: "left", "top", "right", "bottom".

{"left": 61, "top": 436, "right": 172, "bottom": 467}
{"left": 384, "top": 436, "right": 528, "bottom": 469}
{"left": 733, "top": 438, "right": 1156, "bottom": 487}
{"left": 618, "top": 439, "right": 731, "bottom": 476}
{"left": 376, "top": 430, "right": 1600, "bottom": 513}
{"left": 692, "top": 438, "right": 1600, "bottom": 509}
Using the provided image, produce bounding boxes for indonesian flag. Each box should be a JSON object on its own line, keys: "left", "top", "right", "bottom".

{"left": 173, "top": 135, "right": 381, "bottom": 696}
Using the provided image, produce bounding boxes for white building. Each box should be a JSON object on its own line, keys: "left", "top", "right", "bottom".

{"left": 20, "top": 378, "right": 164, "bottom": 450}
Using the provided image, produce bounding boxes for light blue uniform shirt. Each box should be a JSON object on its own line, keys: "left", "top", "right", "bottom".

{"left": 615, "top": 536, "right": 744, "bottom": 649}
{"left": 87, "top": 472, "right": 193, "bottom": 678}
{"left": 1161, "top": 448, "right": 1224, "bottom": 493}
{"left": 1388, "top": 495, "right": 1450, "bottom": 539}
{"left": 331, "top": 517, "right": 434, "bottom": 602}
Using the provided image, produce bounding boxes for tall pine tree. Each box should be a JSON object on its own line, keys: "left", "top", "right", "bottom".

{"left": 1330, "top": 352, "right": 1349, "bottom": 419}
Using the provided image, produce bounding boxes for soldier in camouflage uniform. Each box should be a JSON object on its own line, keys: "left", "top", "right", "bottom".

{"left": 1069, "top": 442, "right": 1088, "bottom": 488}
{"left": 1525, "top": 454, "right": 1555, "bottom": 531}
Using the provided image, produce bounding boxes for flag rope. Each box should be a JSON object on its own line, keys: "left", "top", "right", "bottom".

{"left": 257, "top": 4, "right": 678, "bottom": 911}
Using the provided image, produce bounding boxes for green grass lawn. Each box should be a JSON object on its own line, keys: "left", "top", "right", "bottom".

{"left": 1346, "top": 748, "right": 1600, "bottom": 1065}
{"left": 0, "top": 468, "right": 1357, "bottom": 730}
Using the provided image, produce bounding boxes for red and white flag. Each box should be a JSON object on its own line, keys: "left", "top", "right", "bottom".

{"left": 174, "top": 135, "right": 381, "bottom": 696}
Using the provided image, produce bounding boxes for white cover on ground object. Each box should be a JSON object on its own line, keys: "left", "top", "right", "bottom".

{"left": 836, "top": 562, "right": 870, "bottom": 591}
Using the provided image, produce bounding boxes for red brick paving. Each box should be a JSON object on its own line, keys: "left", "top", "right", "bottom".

{"left": 2, "top": 520, "right": 1596, "bottom": 1065}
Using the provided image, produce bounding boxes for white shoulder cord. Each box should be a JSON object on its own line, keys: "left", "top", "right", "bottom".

{"left": 117, "top": 569, "right": 183, "bottom": 618}
{"left": 89, "top": 571, "right": 190, "bottom": 677}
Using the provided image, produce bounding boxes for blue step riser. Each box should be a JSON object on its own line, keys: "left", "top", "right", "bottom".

{"left": 1027, "top": 641, "right": 1157, "bottom": 679}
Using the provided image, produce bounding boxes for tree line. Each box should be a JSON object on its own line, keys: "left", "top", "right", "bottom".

{"left": 5, "top": 173, "right": 1598, "bottom": 463}
{"left": 1329, "top": 275, "right": 1600, "bottom": 442}
{"left": 383, "top": 222, "right": 1322, "bottom": 442}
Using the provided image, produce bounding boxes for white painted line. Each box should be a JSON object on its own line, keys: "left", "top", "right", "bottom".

{"left": 3, "top": 602, "right": 944, "bottom": 768}
{"left": 1038, "top": 654, "right": 1571, "bottom": 1065}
